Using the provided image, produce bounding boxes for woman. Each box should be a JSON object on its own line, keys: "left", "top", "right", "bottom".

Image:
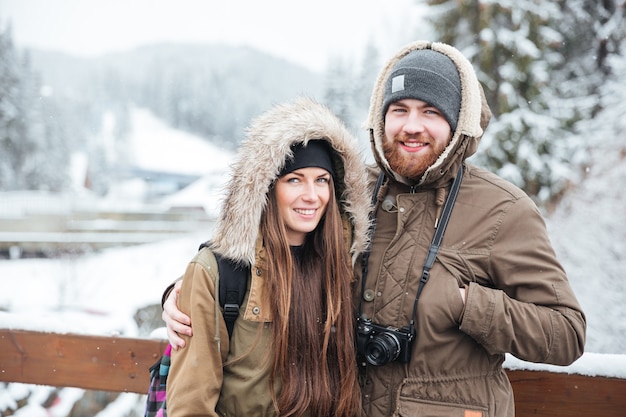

{"left": 167, "top": 97, "right": 371, "bottom": 417}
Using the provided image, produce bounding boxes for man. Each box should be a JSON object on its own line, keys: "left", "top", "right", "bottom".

{"left": 353, "top": 40, "right": 585, "bottom": 417}
{"left": 162, "top": 41, "right": 586, "bottom": 417}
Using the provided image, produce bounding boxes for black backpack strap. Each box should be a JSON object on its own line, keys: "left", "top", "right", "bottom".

{"left": 199, "top": 241, "right": 250, "bottom": 339}
{"left": 215, "top": 253, "right": 249, "bottom": 338}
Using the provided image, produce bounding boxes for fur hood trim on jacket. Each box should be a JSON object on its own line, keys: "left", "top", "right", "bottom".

{"left": 367, "top": 40, "right": 492, "bottom": 187}
{"left": 210, "top": 97, "right": 371, "bottom": 266}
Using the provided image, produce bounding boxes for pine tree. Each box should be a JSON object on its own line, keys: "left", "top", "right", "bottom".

{"left": 0, "top": 25, "right": 51, "bottom": 190}
{"left": 423, "top": 0, "right": 625, "bottom": 205}
{"left": 323, "top": 42, "right": 382, "bottom": 151}
{"left": 0, "top": 23, "right": 21, "bottom": 189}
{"left": 324, "top": 56, "right": 355, "bottom": 131}
{"left": 0, "top": 23, "right": 81, "bottom": 192}
{"left": 551, "top": 0, "right": 626, "bottom": 115}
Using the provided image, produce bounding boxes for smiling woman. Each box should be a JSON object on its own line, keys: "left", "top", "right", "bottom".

{"left": 161, "top": 97, "right": 371, "bottom": 417}
{"left": 274, "top": 140, "right": 336, "bottom": 245}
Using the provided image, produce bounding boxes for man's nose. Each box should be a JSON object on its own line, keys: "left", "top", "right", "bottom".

{"left": 402, "top": 112, "right": 426, "bottom": 134}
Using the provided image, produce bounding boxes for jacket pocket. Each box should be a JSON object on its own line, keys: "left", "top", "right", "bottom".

{"left": 396, "top": 396, "right": 488, "bottom": 417}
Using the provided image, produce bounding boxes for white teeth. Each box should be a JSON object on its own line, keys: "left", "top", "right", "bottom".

{"left": 295, "top": 209, "right": 315, "bottom": 215}
{"left": 404, "top": 142, "right": 424, "bottom": 148}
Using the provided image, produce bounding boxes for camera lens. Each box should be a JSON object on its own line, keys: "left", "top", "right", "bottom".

{"left": 365, "top": 332, "right": 401, "bottom": 366}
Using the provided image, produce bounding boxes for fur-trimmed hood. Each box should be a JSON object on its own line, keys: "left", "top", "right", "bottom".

{"left": 210, "top": 97, "right": 371, "bottom": 265}
{"left": 367, "top": 40, "right": 492, "bottom": 187}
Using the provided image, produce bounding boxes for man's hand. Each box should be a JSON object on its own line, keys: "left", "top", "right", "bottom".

{"left": 459, "top": 286, "right": 467, "bottom": 305}
{"left": 162, "top": 280, "right": 192, "bottom": 350}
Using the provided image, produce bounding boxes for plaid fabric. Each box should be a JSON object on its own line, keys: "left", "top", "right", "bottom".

{"left": 145, "top": 344, "right": 172, "bottom": 417}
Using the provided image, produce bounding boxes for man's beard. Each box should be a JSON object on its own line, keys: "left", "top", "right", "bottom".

{"left": 382, "top": 133, "right": 446, "bottom": 181}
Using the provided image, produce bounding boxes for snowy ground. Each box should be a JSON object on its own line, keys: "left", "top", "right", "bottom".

{"left": 1, "top": 107, "right": 625, "bottom": 416}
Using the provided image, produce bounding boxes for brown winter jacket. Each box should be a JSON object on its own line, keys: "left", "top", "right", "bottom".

{"left": 354, "top": 41, "right": 586, "bottom": 417}
{"left": 167, "top": 97, "right": 372, "bottom": 417}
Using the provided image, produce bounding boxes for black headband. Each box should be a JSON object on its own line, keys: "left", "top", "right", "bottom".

{"left": 279, "top": 140, "right": 335, "bottom": 178}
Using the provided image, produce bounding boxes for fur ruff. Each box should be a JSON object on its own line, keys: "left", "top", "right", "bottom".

{"left": 210, "top": 97, "right": 371, "bottom": 265}
{"left": 366, "top": 40, "right": 491, "bottom": 186}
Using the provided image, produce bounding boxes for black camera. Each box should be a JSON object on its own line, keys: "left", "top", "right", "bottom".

{"left": 356, "top": 317, "right": 415, "bottom": 366}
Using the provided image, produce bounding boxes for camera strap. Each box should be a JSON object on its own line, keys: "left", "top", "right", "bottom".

{"left": 359, "top": 164, "right": 464, "bottom": 326}
{"left": 410, "top": 164, "right": 464, "bottom": 326}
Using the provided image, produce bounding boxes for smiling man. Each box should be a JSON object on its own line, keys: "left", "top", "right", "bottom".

{"left": 378, "top": 47, "right": 462, "bottom": 183}
{"left": 355, "top": 41, "right": 586, "bottom": 417}
{"left": 383, "top": 98, "right": 452, "bottom": 179}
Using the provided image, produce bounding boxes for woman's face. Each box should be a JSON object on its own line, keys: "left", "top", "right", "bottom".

{"left": 275, "top": 167, "right": 331, "bottom": 246}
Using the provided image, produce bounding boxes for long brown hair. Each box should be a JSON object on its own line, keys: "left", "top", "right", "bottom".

{"left": 260, "top": 175, "right": 361, "bottom": 417}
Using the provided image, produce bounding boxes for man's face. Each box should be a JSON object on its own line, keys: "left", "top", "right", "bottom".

{"left": 383, "top": 98, "right": 452, "bottom": 181}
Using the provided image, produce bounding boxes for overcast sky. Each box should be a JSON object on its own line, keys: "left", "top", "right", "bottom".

{"left": 0, "top": 0, "right": 421, "bottom": 72}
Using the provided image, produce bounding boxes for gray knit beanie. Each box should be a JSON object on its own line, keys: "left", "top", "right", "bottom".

{"left": 382, "top": 49, "right": 462, "bottom": 131}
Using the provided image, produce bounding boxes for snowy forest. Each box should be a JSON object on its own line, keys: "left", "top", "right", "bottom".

{"left": 1, "top": 0, "right": 626, "bottom": 415}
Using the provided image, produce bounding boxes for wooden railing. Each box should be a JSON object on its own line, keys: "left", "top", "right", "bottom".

{"left": 1, "top": 329, "right": 625, "bottom": 416}
{"left": 0, "top": 329, "right": 168, "bottom": 393}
